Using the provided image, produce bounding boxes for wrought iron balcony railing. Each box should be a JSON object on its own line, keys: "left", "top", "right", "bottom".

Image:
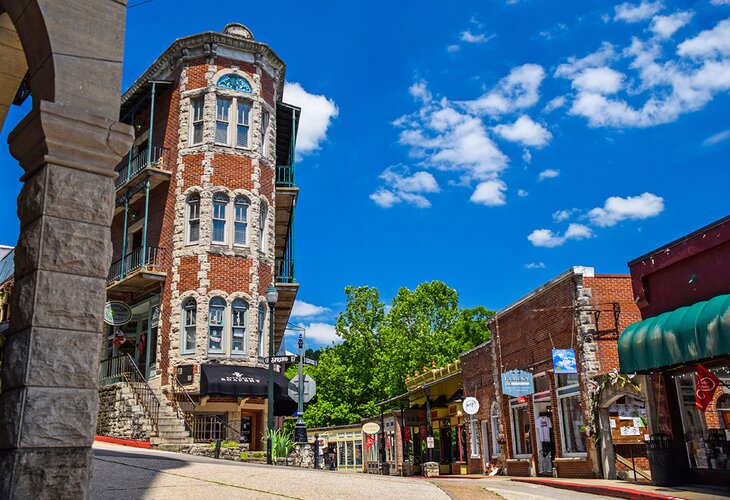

{"left": 275, "top": 258, "right": 295, "bottom": 284}
{"left": 276, "top": 164, "right": 295, "bottom": 187}
{"left": 115, "top": 145, "right": 171, "bottom": 189}
{"left": 107, "top": 246, "right": 166, "bottom": 284}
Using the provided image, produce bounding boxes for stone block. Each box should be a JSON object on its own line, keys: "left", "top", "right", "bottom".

{"left": 43, "top": 165, "right": 116, "bottom": 227}
{"left": 41, "top": 217, "right": 111, "bottom": 278}
{"left": 17, "top": 387, "right": 98, "bottom": 448}
{"left": 0, "top": 446, "right": 93, "bottom": 500}
{"left": 1, "top": 327, "right": 102, "bottom": 391}
{"left": 0, "top": 388, "right": 23, "bottom": 448}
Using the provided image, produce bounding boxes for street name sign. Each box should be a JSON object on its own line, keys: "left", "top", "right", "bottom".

{"left": 264, "top": 355, "right": 297, "bottom": 364}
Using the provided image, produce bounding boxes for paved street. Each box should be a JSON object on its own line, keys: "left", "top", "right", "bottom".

{"left": 91, "top": 442, "right": 614, "bottom": 500}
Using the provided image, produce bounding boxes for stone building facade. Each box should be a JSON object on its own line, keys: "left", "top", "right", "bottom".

{"left": 460, "top": 267, "right": 646, "bottom": 479}
{"left": 102, "top": 23, "right": 300, "bottom": 448}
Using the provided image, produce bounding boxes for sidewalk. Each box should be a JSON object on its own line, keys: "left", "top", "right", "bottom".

{"left": 511, "top": 477, "right": 730, "bottom": 500}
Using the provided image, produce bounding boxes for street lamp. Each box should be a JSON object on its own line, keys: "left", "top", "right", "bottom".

{"left": 266, "top": 284, "right": 278, "bottom": 465}
{"left": 294, "top": 331, "right": 307, "bottom": 443}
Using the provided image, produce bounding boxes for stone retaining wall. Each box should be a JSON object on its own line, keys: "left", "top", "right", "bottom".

{"left": 96, "top": 383, "right": 151, "bottom": 441}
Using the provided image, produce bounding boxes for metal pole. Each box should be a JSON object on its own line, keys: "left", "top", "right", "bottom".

{"left": 630, "top": 446, "right": 637, "bottom": 481}
{"left": 120, "top": 197, "right": 129, "bottom": 277}
{"left": 380, "top": 409, "right": 386, "bottom": 473}
{"left": 142, "top": 176, "right": 150, "bottom": 267}
{"left": 294, "top": 332, "right": 307, "bottom": 442}
{"left": 267, "top": 302, "right": 275, "bottom": 465}
{"left": 147, "top": 81, "right": 156, "bottom": 167}
{"left": 426, "top": 390, "right": 433, "bottom": 463}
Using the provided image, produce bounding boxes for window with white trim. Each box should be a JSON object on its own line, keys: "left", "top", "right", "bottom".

{"left": 186, "top": 193, "right": 200, "bottom": 244}
{"left": 236, "top": 101, "right": 250, "bottom": 148}
{"left": 190, "top": 97, "right": 204, "bottom": 145}
{"left": 215, "top": 98, "right": 230, "bottom": 144}
{"left": 261, "top": 110, "right": 270, "bottom": 158}
{"left": 258, "top": 200, "right": 267, "bottom": 252}
{"left": 257, "top": 304, "right": 266, "bottom": 357}
{"left": 556, "top": 373, "right": 586, "bottom": 454}
{"left": 490, "top": 403, "right": 501, "bottom": 457}
{"left": 469, "top": 417, "right": 480, "bottom": 458}
{"left": 212, "top": 193, "right": 228, "bottom": 244}
{"left": 231, "top": 299, "right": 248, "bottom": 355}
{"left": 234, "top": 196, "right": 249, "bottom": 246}
{"left": 213, "top": 93, "right": 252, "bottom": 148}
{"left": 208, "top": 297, "right": 225, "bottom": 354}
{"left": 182, "top": 298, "right": 197, "bottom": 354}
{"left": 509, "top": 398, "right": 531, "bottom": 456}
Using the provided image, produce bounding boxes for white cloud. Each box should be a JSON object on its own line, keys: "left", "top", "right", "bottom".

{"left": 572, "top": 67, "right": 625, "bottom": 94}
{"left": 527, "top": 223, "right": 593, "bottom": 247}
{"left": 587, "top": 192, "right": 665, "bottom": 227}
{"left": 291, "top": 322, "right": 340, "bottom": 345}
{"left": 552, "top": 209, "right": 574, "bottom": 222}
{"left": 461, "top": 31, "right": 490, "bottom": 43}
{"left": 525, "top": 262, "right": 546, "bottom": 269}
{"left": 543, "top": 95, "right": 566, "bottom": 112}
{"left": 522, "top": 149, "right": 532, "bottom": 163}
{"left": 470, "top": 180, "right": 507, "bottom": 206}
{"left": 703, "top": 129, "right": 730, "bottom": 145}
{"left": 677, "top": 18, "right": 730, "bottom": 58}
{"left": 517, "top": 189, "right": 529, "bottom": 197}
{"left": 493, "top": 115, "right": 552, "bottom": 147}
{"left": 711, "top": 0, "right": 730, "bottom": 5}
{"left": 447, "top": 44, "right": 461, "bottom": 53}
{"left": 538, "top": 169, "right": 560, "bottom": 181}
{"left": 464, "top": 64, "right": 546, "bottom": 116}
{"left": 409, "top": 81, "right": 432, "bottom": 102}
{"left": 651, "top": 11, "right": 693, "bottom": 39}
{"left": 283, "top": 82, "right": 338, "bottom": 158}
{"left": 370, "top": 167, "right": 440, "bottom": 208}
{"left": 614, "top": 1, "right": 664, "bottom": 23}
{"left": 291, "top": 300, "right": 330, "bottom": 319}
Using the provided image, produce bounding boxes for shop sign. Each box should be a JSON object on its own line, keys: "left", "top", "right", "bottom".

{"left": 463, "top": 397, "right": 480, "bottom": 415}
{"left": 696, "top": 363, "right": 721, "bottom": 412}
{"left": 362, "top": 422, "right": 380, "bottom": 435}
{"left": 552, "top": 349, "right": 577, "bottom": 373}
{"left": 104, "top": 301, "right": 132, "bottom": 326}
{"left": 426, "top": 436, "right": 434, "bottom": 449}
{"left": 501, "top": 369, "right": 534, "bottom": 397}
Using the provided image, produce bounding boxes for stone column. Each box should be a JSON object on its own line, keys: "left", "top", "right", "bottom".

{"left": 0, "top": 101, "right": 133, "bottom": 499}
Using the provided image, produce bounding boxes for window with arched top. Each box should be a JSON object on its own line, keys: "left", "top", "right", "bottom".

{"left": 208, "top": 297, "right": 226, "bottom": 354}
{"left": 212, "top": 193, "right": 228, "bottom": 244}
{"left": 490, "top": 402, "right": 501, "bottom": 457}
{"left": 186, "top": 193, "right": 200, "bottom": 244}
{"left": 217, "top": 74, "right": 252, "bottom": 93}
{"left": 234, "top": 196, "right": 250, "bottom": 246}
{"left": 257, "top": 304, "right": 267, "bottom": 357}
{"left": 182, "top": 298, "right": 197, "bottom": 354}
{"left": 231, "top": 299, "right": 248, "bottom": 355}
{"left": 258, "top": 200, "right": 268, "bottom": 252}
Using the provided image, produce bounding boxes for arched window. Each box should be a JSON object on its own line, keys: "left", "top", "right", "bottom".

{"left": 234, "top": 196, "right": 250, "bottom": 246}
{"left": 257, "top": 304, "right": 267, "bottom": 357}
{"left": 231, "top": 299, "right": 248, "bottom": 355}
{"left": 212, "top": 193, "right": 228, "bottom": 244}
{"left": 261, "top": 110, "right": 270, "bottom": 158}
{"left": 208, "top": 297, "right": 225, "bottom": 354}
{"left": 258, "top": 199, "right": 268, "bottom": 252}
{"left": 186, "top": 193, "right": 200, "bottom": 244}
{"left": 182, "top": 298, "right": 197, "bottom": 354}
{"left": 217, "top": 74, "right": 252, "bottom": 93}
{"left": 491, "top": 402, "right": 501, "bottom": 457}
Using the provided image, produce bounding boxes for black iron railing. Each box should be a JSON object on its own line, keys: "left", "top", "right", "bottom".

{"left": 170, "top": 376, "right": 242, "bottom": 443}
{"left": 107, "top": 246, "right": 166, "bottom": 284}
{"left": 99, "top": 354, "right": 160, "bottom": 435}
{"left": 276, "top": 164, "right": 295, "bottom": 187}
{"left": 275, "top": 258, "right": 295, "bottom": 284}
{"left": 115, "top": 145, "right": 171, "bottom": 189}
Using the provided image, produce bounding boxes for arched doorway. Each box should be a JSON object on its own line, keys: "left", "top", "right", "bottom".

{"left": 0, "top": 2, "right": 133, "bottom": 498}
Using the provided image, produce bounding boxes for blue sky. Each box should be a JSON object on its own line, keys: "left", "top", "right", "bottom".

{"left": 1, "top": 0, "right": 729, "bottom": 351}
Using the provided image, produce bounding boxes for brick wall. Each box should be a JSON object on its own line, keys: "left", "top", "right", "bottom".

{"left": 461, "top": 341, "right": 497, "bottom": 474}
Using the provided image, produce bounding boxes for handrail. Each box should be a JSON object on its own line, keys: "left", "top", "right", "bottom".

{"left": 115, "top": 145, "right": 171, "bottom": 189}
{"left": 170, "top": 376, "right": 243, "bottom": 443}
{"left": 275, "top": 258, "right": 295, "bottom": 284}
{"left": 99, "top": 354, "right": 160, "bottom": 435}
{"left": 107, "top": 246, "right": 166, "bottom": 283}
{"left": 276, "top": 164, "right": 295, "bottom": 187}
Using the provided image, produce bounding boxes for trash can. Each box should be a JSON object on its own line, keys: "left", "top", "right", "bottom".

{"left": 646, "top": 433, "right": 678, "bottom": 486}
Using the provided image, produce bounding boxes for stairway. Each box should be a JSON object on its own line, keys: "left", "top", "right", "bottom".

{"left": 147, "top": 377, "right": 193, "bottom": 446}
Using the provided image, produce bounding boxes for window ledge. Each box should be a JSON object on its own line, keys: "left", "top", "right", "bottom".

{"left": 507, "top": 457, "right": 531, "bottom": 463}
{"left": 555, "top": 455, "right": 588, "bottom": 461}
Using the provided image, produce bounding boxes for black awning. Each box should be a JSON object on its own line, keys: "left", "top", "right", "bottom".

{"left": 199, "top": 364, "right": 297, "bottom": 416}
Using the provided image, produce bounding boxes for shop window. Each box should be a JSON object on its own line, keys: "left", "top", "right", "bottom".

{"left": 182, "top": 298, "right": 196, "bottom": 354}
{"left": 510, "top": 398, "right": 531, "bottom": 456}
{"left": 231, "top": 299, "right": 248, "bottom": 355}
{"left": 257, "top": 304, "right": 266, "bottom": 357}
{"left": 190, "top": 97, "right": 204, "bottom": 145}
{"left": 338, "top": 441, "right": 346, "bottom": 468}
{"left": 207, "top": 297, "right": 225, "bottom": 354}
{"left": 354, "top": 440, "right": 363, "bottom": 467}
{"left": 556, "top": 374, "right": 586, "bottom": 455}
{"left": 258, "top": 200, "right": 267, "bottom": 252}
{"left": 186, "top": 193, "right": 200, "bottom": 244}
{"left": 233, "top": 196, "right": 249, "bottom": 246}
{"left": 469, "top": 418, "right": 480, "bottom": 457}
{"left": 261, "top": 110, "right": 270, "bottom": 158}
{"left": 212, "top": 193, "right": 228, "bottom": 244}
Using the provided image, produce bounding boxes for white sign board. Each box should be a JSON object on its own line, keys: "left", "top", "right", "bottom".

{"left": 104, "top": 301, "right": 132, "bottom": 326}
{"left": 362, "top": 422, "right": 380, "bottom": 435}
{"left": 427, "top": 436, "right": 435, "bottom": 449}
{"left": 463, "top": 397, "right": 480, "bottom": 415}
{"left": 288, "top": 374, "right": 316, "bottom": 403}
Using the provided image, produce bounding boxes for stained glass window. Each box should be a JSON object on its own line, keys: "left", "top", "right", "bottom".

{"left": 217, "top": 74, "right": 252, "bottom": 93}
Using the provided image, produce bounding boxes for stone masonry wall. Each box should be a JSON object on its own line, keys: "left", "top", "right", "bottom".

{"left": 96, "top": 384, "right": 151, "bottom": 441}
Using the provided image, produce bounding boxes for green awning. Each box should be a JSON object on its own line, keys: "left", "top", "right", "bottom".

{"left": 619, "top": 294, "right": 730, "bottom": 373}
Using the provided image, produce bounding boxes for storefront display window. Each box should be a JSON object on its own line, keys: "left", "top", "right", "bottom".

{"left": 556, "top": 373, "right": 586, "bottom": 455}
{"left": 355, "top": 440, "right": 363, "bottom": 466}
{"left": 491, "top": 403, "right": 501, "bottom": 457}
{"left": 675, "top": 367, "right": 730, "bottom": 470}
{"left": 510, "top": 398, "right": 531, "bottom": 456}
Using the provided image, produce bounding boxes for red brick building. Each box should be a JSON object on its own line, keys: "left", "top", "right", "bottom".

{"left": 461, "top": 267, "right": 646, "bottom": 479}
{"left": 101, "top": 23, "right": 300, "bottom": 447}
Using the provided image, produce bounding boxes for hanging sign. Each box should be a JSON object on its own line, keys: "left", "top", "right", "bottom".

{"left": 501, "top": 370, "right": 534, "bottom": 397}
{"left": 552, "top": 349, "right": 578, "bottom": 374}
{"left": 104, "top": 301, "right": 132, "bottom": 326}
{"left": 463, "top": 397, "right": 480, "bottom": 415}
{"left": 695, "top": 363, "right": 720, "bottom": 412}
{"left": 362, "top": 422, "right": 380, "bottom": 435}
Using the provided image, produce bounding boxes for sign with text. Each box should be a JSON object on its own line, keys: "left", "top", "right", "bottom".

{"left": 552, "top": 349, "right": 577, "bottom": 374}
{"left": 263, "top": 355, "right": 318, "bottom": 366}
{"left": 462, "top": 397, "right": 480, "bottom": 415}
{"left": 501, "top": 370, "right": 534, "bottom": 397}
{"left": 104, "top": 301, "right": 132, "bottom": 326}
{"left": 426, "top": 436, "right": 435, "bottom": 449}
{"left": 362, "top": 422, "right": 380, "bottom": 435}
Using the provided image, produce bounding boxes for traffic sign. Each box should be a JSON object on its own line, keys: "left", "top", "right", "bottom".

{"left": 288, "top": 374, "right": 316, "bottom": 403}
{"left": 264, "top": 355, "right": 297, "bottom": 364}
{"left": 302, "top": 357, "right": 318, "bottom": 367}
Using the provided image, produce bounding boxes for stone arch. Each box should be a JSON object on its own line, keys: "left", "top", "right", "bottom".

{"left": 0, "top": 2, "right": 134, "bottom": 498}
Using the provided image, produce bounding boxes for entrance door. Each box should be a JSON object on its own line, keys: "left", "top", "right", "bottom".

{"left": 241, "top": 411, "right": 260, "bottom": 450}
{"left": 534, "top": 403, "right": 554, "bottom": 475}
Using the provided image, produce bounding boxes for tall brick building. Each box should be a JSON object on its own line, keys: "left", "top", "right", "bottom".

{"left": 101, "top": 23, "right": 300, "bottom": 447}
{"left": 461, "top": 267, "right": 646, "bottom": 479}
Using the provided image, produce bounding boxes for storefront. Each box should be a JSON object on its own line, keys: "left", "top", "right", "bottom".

{"left": 308, "top": 424, "right": 364, "bottom": 472}
{"left": 104, "top": 296, "right": 160, "bottom": 380}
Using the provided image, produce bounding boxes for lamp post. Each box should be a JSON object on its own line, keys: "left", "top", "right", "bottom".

{"left": 266, "top": 284, "right": 278, "bottom": 465}
{"left": 294, "top": 331, "right": 307, "bottom": 443}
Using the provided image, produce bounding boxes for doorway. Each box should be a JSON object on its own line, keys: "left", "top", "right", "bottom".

{"left": 241, "top": 411, "right": 261, "bottom": 450}
{"left": 533, "top": 399, "right": 555, "bottom": 475}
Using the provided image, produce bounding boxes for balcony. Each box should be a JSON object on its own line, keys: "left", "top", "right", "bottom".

{"left": 114, "top": 145, "right": 172, "bottom": 213}
{"left": 275, "top": 167, "right": 297, "bottom": 264}
{"left": 274, "top": 258, "right": 298, "bottom": 352}
{"left": 107, "top": 246, "right": 167, "bottom": 299}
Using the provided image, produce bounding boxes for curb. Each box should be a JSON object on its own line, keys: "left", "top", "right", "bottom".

{"left": 94, "top": 435, "right": 153, "bottom": 449}
{"left": 511, "top": 478, "right": 685, "bottom": 500}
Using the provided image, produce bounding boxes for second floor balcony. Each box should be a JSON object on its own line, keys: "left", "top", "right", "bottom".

{"left": 115, "top": 145, "right": 172, "bottom": 191}
{"left": 107, "top": 246, "right": 167, "bottom": 298}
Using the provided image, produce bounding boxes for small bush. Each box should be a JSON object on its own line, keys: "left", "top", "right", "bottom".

{"left": 209, "top": 439, "right": 239, "bottom": 449}
{"left": 240, "top": 451, "right": 266, "bottom": 460}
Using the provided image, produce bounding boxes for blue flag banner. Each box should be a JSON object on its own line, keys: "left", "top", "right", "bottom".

{"left": 552, "top": 349, "right": 577, "bottom": 374}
